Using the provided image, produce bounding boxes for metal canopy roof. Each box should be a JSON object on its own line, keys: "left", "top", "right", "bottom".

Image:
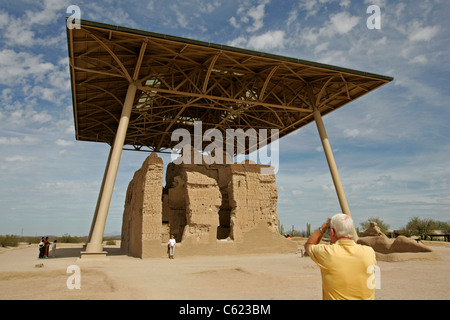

{"left": 67, "top": 19, "right": 393, "bottom": 154}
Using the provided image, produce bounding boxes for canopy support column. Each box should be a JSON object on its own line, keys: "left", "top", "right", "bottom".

{"left": 84, "top": 146, "right": 113, "bottom": 250}
{"left": 313, "top": 106, "right": 351, "bottom": 216}
{"left": 81, "top": 82, "right": 137, "bottom": 258}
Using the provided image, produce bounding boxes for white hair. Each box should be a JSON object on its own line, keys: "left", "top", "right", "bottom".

{"left": 330, "top": 213, "right": 357, "bottom": 240}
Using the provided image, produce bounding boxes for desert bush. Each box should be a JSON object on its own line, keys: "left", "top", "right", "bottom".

{"left": 105, "top": 239, "right": 116, "bottom": 245}
{"left": 58, "top": 233, "right": 83, "bottom": 243}
{"left": 0, "top": 235, "right": 19, "bottom": 247}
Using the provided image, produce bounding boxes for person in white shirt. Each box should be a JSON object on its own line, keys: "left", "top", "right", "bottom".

{"left": 168, "top": 235, "right": 176, "bottom": 259}
{"left": 38, "top": 238, "right": 45, "bottom": 259}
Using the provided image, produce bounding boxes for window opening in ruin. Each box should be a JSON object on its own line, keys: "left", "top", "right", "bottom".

{"left": 217, "top": 189, "right": 231, "bottom": 240}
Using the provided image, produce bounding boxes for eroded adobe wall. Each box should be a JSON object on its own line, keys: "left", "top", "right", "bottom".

{"left": 182, "top": 171, "right": 222, "bottom": 243}
{"left": 121, "top": 153, "right": 164, "bottom": 258}
{"left": 227, "top": 163, "right": 279, "bottom": 241}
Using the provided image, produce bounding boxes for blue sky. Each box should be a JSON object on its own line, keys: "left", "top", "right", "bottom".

{"left": 0, "top": 0, "right": 449, "bottom": 236}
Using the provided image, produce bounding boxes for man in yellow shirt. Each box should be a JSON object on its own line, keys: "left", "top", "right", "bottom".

{"left": 304, "top": 214, "right": 377, "bottom": 300}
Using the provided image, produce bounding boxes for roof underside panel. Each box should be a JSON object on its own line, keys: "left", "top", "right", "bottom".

{"left": 67, "top": 20, "right": 393, "bottom": 154}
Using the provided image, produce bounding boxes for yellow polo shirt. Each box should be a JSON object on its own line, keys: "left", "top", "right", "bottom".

{"left": 308, "top": 239, "right": 377, "bottom": 300}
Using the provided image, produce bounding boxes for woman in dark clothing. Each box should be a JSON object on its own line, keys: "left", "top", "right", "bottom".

{"left": 38, "top": 237, "right": 45, "bottom": 259}
{"left": 43, "top": 237, "right": 50, "bottom": 258}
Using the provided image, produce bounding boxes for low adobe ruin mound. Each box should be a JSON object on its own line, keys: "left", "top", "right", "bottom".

{"left": 357, "top": 222, "right": 440, "bottom": 262}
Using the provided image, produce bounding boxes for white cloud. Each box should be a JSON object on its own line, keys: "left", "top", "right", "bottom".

{"left": 0, "top": 49, "right": 55, "bottom": 85}
{"left": 298, "top": 0, "right": 335, "bottom": 18}
{"left": 314, "top": 42, "right": 329, "bottom": 54}
{"left": 228, "top": 36, "right": 248, "bottom": 48}
{"left": 340, "top": 0, "right": 351, "bottom": 8}
{"left": 229, "top": 16, "right": 240, "bottom": 28}
{"left": 409, "top": 23, "right": 440, "bottom": 42}
{"left": 0, "top": 10, "right": 9, "bottom": 28}
{"left": 287, "top": 8, "right": 297, "bottom": 23}
{"left": 0, "top": 135, "right": 40, "bottom": 145}
{"left": 56, "top": 139, "right": 75, "bottom": 147}
{"left": 3, "top": 155, "right": 37, "bottom": 163}
{"left": 246, "top": 2, "right": 268, "bottom": 32}
{"left": 0, "top": 99, "right": 53, "bottom": 127}
{"left": 327, "top": 11, "right": 360, "bottom": 35}
{"left": 3, "top": 17, "right": 35, "bottom": 46}
{"left": 36, "top": 181, "right": 100, "bottom": 196}
{"left": 229, "top": 0, "right": 270, "bottom": 33}
{"left": 0, "top": 48, "right": 70, "bottom": 107}
{"left": 298, "top": 0, "right": 320, "bottom": 18}
{"left": 84, "top": 4, "right": 137, "bottom": 28}
{"left": 0, "top": 88, "right": 13, "bottom": 104}
{"left": 364, "top": 0, "right": 386, "bottom": 8}
{"left": 171, "top": 5, "right": 189, "bottom": 29}
{"left": 147, "top": 0, "right": 155, "bottom": 11}
{"left": 31, "top": 111, "right": 52, "bottom": 124}
{"left": 0, "top": 0, "right": 70, "bottom": 47}
{"left": 199, "top": 0, "right": 221, "bottom": 14}
{"left": 299, "top": 11, "right": 360, "bottom": 47}
{"left": 228, "top": 30, "right": 285, "bottom": 51}
{"left": 300, "top": 27, "right": 320, "bottom": 46}
{"left": 343, "top": 128, "right": 375, "bottom": 138}
{"left": 25, "top": 0, "right": 70, "bottom": 26}
{"left": 144, "top": 0, "right": 221, "bottom": 32}
{"left": 248, "top": 30, "right": 286, "bottom": 50}
{"left": 409, "top": 54, "right": 428, "bottom": 64}
{"left": 321, "top": 184, "right": 336, "bottom": 192}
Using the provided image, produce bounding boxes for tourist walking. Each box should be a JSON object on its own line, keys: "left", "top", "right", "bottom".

{"left": 168, "top": 235, "right": 176, "bottom": 259}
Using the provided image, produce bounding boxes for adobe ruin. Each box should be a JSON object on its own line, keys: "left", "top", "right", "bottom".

{"left": 357, "top": 222, "right": 440, "bottom": 262}
{"left": 121, "top": 152, "right": 297, "bottom": 258}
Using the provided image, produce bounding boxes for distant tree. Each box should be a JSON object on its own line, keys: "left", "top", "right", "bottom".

{"left": 406, "top": 217, "right": 436, "bottom": 239}
{"left": 360, "top": 217, "right": 390, "bottom": 235}
{"left": 434, "top": 221, "right": 450, "bottom": 233}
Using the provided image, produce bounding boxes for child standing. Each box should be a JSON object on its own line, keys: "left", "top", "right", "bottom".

{"left": 51, "top": 240, "right": 57, "bottom": 258}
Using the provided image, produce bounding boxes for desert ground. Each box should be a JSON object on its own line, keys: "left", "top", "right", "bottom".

{"left": 0, "top": 240, "right": 449, "bottom": 300}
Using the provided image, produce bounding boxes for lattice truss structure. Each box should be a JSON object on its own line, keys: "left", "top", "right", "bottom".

{"left": 68, "top": 20, "right": 392, "bottom": 155}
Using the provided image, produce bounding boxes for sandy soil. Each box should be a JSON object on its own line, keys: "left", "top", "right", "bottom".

{"left": 0, "top": 241, "right": 449, "bottom": 300}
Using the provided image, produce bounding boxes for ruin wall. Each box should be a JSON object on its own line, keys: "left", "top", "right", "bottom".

{"left": 121, "top": 154, "right": 297, "bottom": 258}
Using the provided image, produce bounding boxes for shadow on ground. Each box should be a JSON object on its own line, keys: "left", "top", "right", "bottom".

{"left": 51, "top": 247, "right": 125, "bottom": 258}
